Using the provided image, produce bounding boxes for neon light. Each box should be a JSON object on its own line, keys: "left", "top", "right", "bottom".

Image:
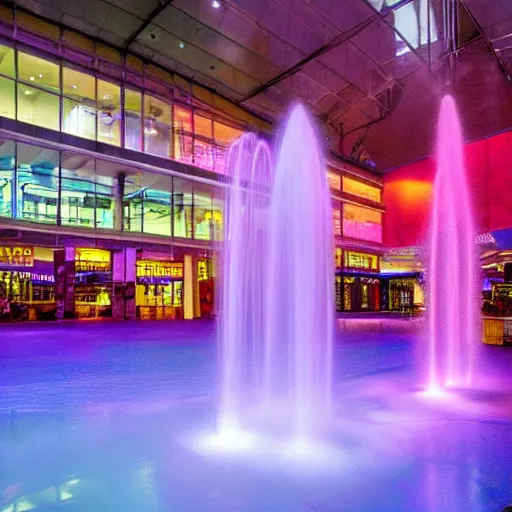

{"left": 427, "top": 95, "right": 478, "bottom": 392}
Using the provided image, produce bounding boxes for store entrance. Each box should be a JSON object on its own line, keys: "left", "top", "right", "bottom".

{"left": 136, "top": 260, "right": 184, "bottom": 319}
{"left": 389, "top": 280, "right": 414, "bottom": 311}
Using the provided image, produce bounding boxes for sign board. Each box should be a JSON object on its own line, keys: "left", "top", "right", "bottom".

{"left": 0, "top": 246, "right": 34, "bottom": 267}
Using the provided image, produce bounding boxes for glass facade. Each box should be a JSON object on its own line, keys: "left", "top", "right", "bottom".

{"left": 0, "top": 42, "right": 243, "bottom": 175}
{"left": 0, "top": 139, "right": 224, "bottom": 241}
{"left": 342, "top": 176, "right": 382, "bottom": 203}
{"left": 342, "top": 203, "right": 383, "bottom": 243}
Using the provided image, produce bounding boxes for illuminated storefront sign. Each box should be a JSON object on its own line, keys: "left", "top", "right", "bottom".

{"left": 0, "top": 271, "right": 54, "bottom": 282}
{"left": 344, "top": 251, "right": 379, "bottom": 272}
{"left": 136, "top": 261, "right": 183, "bottom": 278}
{"left": 0, "top": 246, "right": 34, "bottom": 267}
{"left": 75, "top": 248, "right": 112, "bottom": 272}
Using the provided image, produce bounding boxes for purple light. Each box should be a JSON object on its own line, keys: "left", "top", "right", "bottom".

{"left": 212, "top": 0, "right": 221, "bottom": 8}
{"left": 426, "top": 95, "right": 479, "bottom": 393}
{"left": 219, "top": 104, "right": 333, "bottom": 443}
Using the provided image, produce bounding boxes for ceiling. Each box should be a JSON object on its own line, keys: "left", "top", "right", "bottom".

{"left": 8, "top": 0, "right": 512, "bottom": 169}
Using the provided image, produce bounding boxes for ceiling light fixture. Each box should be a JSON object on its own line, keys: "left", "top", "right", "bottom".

{"left": 38, "top": 73, "right": 43, "bottom": 79}
{"left": 72, "top": 84, "right": 77, "bottom": 89}
{"left": 212, "top": 0, "right": 221, "bottom": 8}
{"left": 29, "top": 76, "right": 35, "bottom": 81}
{"left": 24, "top": 90, "right": 33, "bottom": 96}
{"left": 179, "top": 41, "right": 185, "bottom": 49}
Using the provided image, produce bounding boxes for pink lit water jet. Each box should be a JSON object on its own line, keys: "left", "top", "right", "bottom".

{"left": 426, "top": 95, "right": 479, "bottom": 392}
{"left": 219, "top": 104, "right": 333, "bottom": 442}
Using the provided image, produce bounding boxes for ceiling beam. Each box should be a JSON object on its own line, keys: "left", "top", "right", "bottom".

{"left": 123, "top": 0, "right": 175, "bottom": 49}
{"left": 458, "top": 0, "right": 511, "bottom": 80}
{"left": 239, "top": 16, "right": 377, "bottom": 103}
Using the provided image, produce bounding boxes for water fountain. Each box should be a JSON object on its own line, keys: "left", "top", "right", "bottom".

{"left": 426, "top": 95, "right": 479, "bottom": 393}
{"left": 219, "top": 104, "right": 334, "bottom": 445}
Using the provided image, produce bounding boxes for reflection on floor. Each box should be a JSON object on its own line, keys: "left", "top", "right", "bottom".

{"left": 0, "top": 319, "right": 511, "bottom": 512}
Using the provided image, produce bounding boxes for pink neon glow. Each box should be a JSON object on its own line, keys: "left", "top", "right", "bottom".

{"left": 426, "top": 95, "right": 479, "bottom": 391}
{"left": 342, "top": 219, "right": 382, "bottom": 243}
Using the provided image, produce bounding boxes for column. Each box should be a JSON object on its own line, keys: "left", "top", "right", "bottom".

{"left": 183, "top": 254, "right": 201, "bottom": 320}
{"left": 54, "top": 246, "right": 75, "bottom": 319}
{"left": 114, "top": 172, "right": 126, "bottom": 232}
{"left": 111, "top": 247, "right": 136, "bottom": 319}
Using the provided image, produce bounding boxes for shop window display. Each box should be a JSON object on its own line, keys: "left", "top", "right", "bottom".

{"left": 62, "top": 66, "right": 96, "bottom": 140}
{"left": 144, "top": 94, "right": 171, "bottom": 158}
{"left": 16, "top": 142, "right": 59, "bottom": 224}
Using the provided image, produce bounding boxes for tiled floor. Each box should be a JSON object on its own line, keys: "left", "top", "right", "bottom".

{"left": 0, "top": 319, "right": 511, "bottom": 511}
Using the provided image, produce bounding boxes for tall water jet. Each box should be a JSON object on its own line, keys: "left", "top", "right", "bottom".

{"left": 426, "top": 95, "right": 479, "bottom": 392}
{"left": 219, "top": 133, "right": 272, "bottom": 433}
{"left": 264, "top": 104, "right": 333, "bottom": 439}
{"left": 218, "top": 104, "right": 333, "bottom": 441}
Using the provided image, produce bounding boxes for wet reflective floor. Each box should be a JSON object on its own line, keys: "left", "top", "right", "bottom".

{"left": 1, "top": 319, "right": 511, "bottom": 512}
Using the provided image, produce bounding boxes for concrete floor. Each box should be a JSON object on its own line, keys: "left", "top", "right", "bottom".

{"left": 0, "top": 319, "right": 511, "bottom": 512}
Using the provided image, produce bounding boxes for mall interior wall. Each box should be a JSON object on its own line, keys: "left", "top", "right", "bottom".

{"left": 384, "top": 130, "right": 512, "bottom": 247}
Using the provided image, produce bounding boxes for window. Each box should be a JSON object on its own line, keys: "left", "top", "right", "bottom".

{"left": 0, "top": 44, "right": 15, "bottom": 78}
{"left": 390, "top": 0, "right": 438, "bottom": 56}
{"left": 17, "top": 52, "right": 60, "bottom": 93}
{"left": 193, "top": 183, "right": 213, "bottom": 240}
{"left": 343, "top": 204, "right": 383, "bottom": 243}
{"left": 0, "top": 76, "right": 15, "bottom": 119}
{"left": 124, "top": 89, "right": 142, "bottom": 151}
{"left": 144, "top": 94, "right": 171, "bottom": 157}
{"left": 97, "top": 79, "right": 120, "bottom": 146}
{"left": 123, "top": 172, "right": 142, "bottom": 233}
{"left": 194, "top": 115, "right": 214, "bottom": 171}
{"left": 60, "top": 153, "right": 114, "bottom": 229}
{"left": 214, "top": 122, "right": 242, "bottom": 174}
{"left": 327, "top": 171, "right": 341, "bottom": 191}
{"left": 0, "top": 140, "right": 15, "bottom": 217}
{"left": 17, "top": 83, "right": 59, "bottom": 130}
{"left": 212, "top": 195, "right": 224, "bottom": 241}
{"left": 214, "top": 122, "right": 241, "bottom": 147}
{"left": 173, "top": 177, "right": 193, "bottom": 238}
{"left": 143, "top": 174, "right": 172, "bottom": 236}
{"left": 342, "top": 177, "right": 382, "bottom": 203}
{"left": 16, "top": 142, "right": 59, "bottom": 224}
{"left": 333, "top": 202, "right": 342, "bottom": 237}
{"left": 62, "top": 66, "right": 96, "bottom": 140}
{"left": 173, "top": 105, "right": 193, "bottom": 164}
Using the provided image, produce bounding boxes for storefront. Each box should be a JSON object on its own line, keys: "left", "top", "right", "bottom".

{"left": 382, "top": 275, "right": 424, "bottom": 312}
{"left": 136, "top": 259, "right": 184, "bottom": 320}
{"left": 335, "top": 250, "right": 382, "bottom": 312}
{"left": 0, "top": 245, "right": 56, "bottom": 319}
{"left": 73, "top": 248, "right": 112, "bottom": 318}
{"left": 198, "top": 257, "right": 215, "bottom": 318}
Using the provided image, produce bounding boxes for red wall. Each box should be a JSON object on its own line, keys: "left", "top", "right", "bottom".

{"left": 384, "top": 131, "right": 512, "bottom": 247}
